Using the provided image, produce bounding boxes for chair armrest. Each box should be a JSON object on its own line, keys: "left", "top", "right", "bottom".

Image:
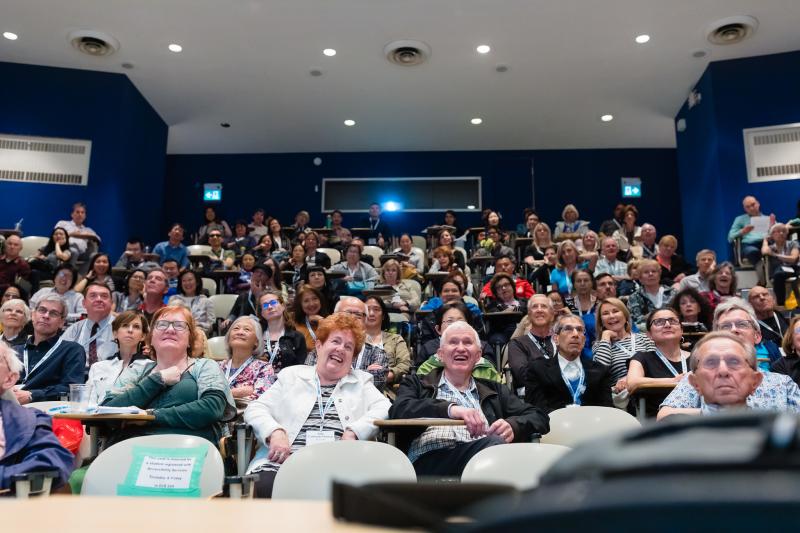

{"left": 224, "top": 474, "right": 258, "bottom": 499}
{"left": 11, "top": 470, "right": 60, "bottom": 498}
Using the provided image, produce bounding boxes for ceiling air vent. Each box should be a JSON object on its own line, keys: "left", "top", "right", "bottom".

{"left": 384, "top": 40, "right": 431, "bottom": 67}
{"left": 69, "top": 30, "right": 119, "bottom": 57}
{"left": 706, "top": 16, "right": 758, "bottom": 45}
{"left": 743, "top": 123, "right": 800, "bottom": 183}
{"left": 0, "top": 134, "right": 92, "bottom": 186}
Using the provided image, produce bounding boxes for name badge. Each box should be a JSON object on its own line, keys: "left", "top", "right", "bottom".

{"left": 306, "top": 430, "right": 336, "bottom": 446}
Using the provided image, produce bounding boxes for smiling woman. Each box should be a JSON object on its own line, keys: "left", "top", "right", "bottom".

{"left": 243, "top": 312, "right": 391, "bottom": 498}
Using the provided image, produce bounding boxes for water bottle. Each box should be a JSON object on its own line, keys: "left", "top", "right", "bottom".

{"left": 14, "top": 218, "right": 22, "bottom": 232}
{"left": 325, "top": 214, "right": 333, "bottom": 229}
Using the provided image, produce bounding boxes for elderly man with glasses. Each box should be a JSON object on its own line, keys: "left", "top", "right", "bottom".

{"left": 12, "top": 294, "right": 86, "bottom": 404}
{"left": 657, "top": 298, "right": 800, "bottom": 420}
{"left": 524, "top": 314, "right": 613, "bottom": 412}
{"left": 688, "top": 332, "right": 763, "bottom": 413}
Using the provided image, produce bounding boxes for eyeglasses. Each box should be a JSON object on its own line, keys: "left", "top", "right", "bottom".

{"left": 35, "top": 306, "right": 63, "bottom": 319}
{"left": 700, "top": 355, "right": 748, "bottom": 370}
{"left": 495, "top": 283, "right": 513, "bottom": 290}
{"left": 343, "top": 310, "right": 366, "bottom": 319}
{"left": 209, "top": 234, "right": 222, "bottom": 239}
{"left": 651, "top": 317, "right": 680, "bottom": 327}
{"left": 261, "top": 300, "right": 280, "bottom": 309}
{"left": 154, "top": 320, "right": 189, "bottom": 332}
{"left": 717, "top": 320, "right": 754, "bottom": 331}
{"left": 558, "top": 325, "right": 585, "bottom": 334}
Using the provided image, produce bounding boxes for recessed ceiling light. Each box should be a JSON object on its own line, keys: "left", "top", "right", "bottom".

{"left": 343, "top": 119, "right": 356, "bottom": 126}
{"left": 600, "top": 114, "right": 614, "bottom": 122}
{"left": 470, "top": 118, "right": 483, "bottom": 125}
{"left": 323, "top": 48, "right": 337, "bottom": 57}
{"left": 635, "top": 34, "right": 650, "bottom": 44}
{"left": 476, "top": 44, "right": 491, "bottom": 54}
{"left": 3, "top": 32, "right": 18, "bottom": 41}
{"left": 168, "top": 43, "right": 182, "bottom": 53}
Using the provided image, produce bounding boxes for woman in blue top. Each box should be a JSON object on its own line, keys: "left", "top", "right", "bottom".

{"left": 550, "top": 241, "right": 588, "bottom": 294}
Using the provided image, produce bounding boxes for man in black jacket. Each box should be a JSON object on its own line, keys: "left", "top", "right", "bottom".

{"left": 524, "top": 314, "right": 613, "bottom": 413}
{"left": 13, "top": 293, "right": 85, "bottom": 403}
{"left": 391, "top": 321, "right": 549, "bottom": 477}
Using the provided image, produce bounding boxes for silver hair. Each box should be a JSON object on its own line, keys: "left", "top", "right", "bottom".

{"left": 0, "top": 298, "right": 31, "bottom": 323}
{"left": 553, "top": 313, "right": 585, "bottom": 334}
{"left": 689, "top": 331, "right": 757, "bottom": 372}
{"left": 0, "top": 341, "right": 23, "bottom": 375}
{"left": 712, "top": 297, "right": 760, "bottom": 333}
{"left": 35, "top": 292, "right": 67, "bottom": 319}
{"left": 440, "top": 320, "right": 481, "bottom": 347}
{"left": 334, "top": 296, "right": 366, "bottom": 313}
{"left": 224, "top": 315, "right": 264, "bottom": 357}
{"left": 528, "top": 293, "right": 554, "bottom": 312}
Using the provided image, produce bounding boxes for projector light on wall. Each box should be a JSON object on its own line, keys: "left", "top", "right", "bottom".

{"left": 382, "top": 201, "right": 402, "bottom": 212}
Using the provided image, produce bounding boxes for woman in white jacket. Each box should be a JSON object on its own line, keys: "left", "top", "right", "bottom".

{"left": 244, "top": 312, "right": 391, "bottom": 498}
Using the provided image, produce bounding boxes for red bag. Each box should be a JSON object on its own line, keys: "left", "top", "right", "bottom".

{"left": 51, "top": 419, "right": 84, "bottom": 455}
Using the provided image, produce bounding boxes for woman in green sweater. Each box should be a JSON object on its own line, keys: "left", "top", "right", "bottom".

{"left": 102, "top": 305, "right": 235, "bottom": 444}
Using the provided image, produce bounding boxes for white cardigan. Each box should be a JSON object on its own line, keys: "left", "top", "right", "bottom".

{"left": 244, "top": 364, "right": 391, "bottom": 474}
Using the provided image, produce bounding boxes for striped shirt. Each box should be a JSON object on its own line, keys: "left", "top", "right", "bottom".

{"left": 252, "top": 383, "right": 344, "bottom": 474}
{"left": 592, "top": 333, "right": 656, "bottom": 382}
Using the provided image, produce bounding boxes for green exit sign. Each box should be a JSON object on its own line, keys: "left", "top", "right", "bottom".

{"left": 621, "top": 177, "right": 641, "bottom": 198}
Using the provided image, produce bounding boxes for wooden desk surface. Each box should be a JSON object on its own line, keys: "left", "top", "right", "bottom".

{"left": 0, "top": 497, "right": 404, "bottom": 532}
{"left": 635, "top": 382, "right": 677, "bottom": 391}
{"left": 54, "top": 413, "right": 156, "bottom": 422}
{"left": 374, "top": 418, "right": 465, "bottom": 427}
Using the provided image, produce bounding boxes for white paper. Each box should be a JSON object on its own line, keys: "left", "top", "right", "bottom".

{"left": 750, "top": 215, "right": 770, "bottom": 235}
{"left": 135, "top": 456, "right": 196, "bottom": 489}
{"left": 93, "top": 406, "right": 143, "bottom": 415}
{"left": 305, "top": 430, "right": 336, "bottom": 446}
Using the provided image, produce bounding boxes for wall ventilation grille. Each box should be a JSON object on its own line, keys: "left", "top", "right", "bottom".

{"left": 0, "top": 134, "right": 91, "bottom": 186}
{"left": 743, "top": 124, "right": 800, "bottom": 183}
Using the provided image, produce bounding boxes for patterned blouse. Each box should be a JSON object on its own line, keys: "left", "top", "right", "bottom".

{"left": 218, "top": 358, "right": 276, "bottom": 401}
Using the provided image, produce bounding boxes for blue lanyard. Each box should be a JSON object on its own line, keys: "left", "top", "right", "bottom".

{"left": 443, "top": 376, "right": 481, "bottom": 411}
{"left": 560, "top": 361, "right": 586, "bottom": 405}
{"left": 314, "top": 373, "right": 337, "bottom": 430}
{"left": 225, "top": 357, "right": 254, "bottom": 386}
{"left": 654, "top": 349, "right": 686, "bottom": 377}
{"left": 265, "top": 330, "right": 284, "bottom": 365}
{"left": 305, "top": 317, "right": 317, "bottom": 342}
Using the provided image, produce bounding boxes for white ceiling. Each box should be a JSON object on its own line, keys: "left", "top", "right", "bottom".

{"left": 2, "top": 0, "right": 800, "bottom": 154}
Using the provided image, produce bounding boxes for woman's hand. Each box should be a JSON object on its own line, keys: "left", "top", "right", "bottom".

{"left": 341, "top": 429, "right": 358, "bottom": 441}
{"left": 159, "top": 366, "right": 182, "bottom": 386}
{"left": 307, "top": 314, "right": 324, "bottom": 323}
{"left": 613, "top": 377, "right": 627, "bottom": 393}
{"left": 268, "top": 429, "right": 292, "bottom": 463}
{"left": 231, "top": 385, "right": 254, "bottom": 399}
{"left": 673, "top": 372, "right": 687, "bottom": 383}
{"left": 601, "top": 329, "right": 618, "bottom": 343}
{"left": 366, "top": 363, "right": 383, "bottom": 372}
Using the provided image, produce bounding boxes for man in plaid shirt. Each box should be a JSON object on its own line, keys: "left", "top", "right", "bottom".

{"left": 390, "top": 321, "right": 549, "bottom": 477}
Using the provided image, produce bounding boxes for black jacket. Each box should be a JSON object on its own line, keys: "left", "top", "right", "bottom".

{"left": 15, "top": 335, "right": 86, "bottom": 402}
{"left": 390, "top": 368, "right": 549, "bottom": 452}
{"left": 507, "top": 333, "right": 552, "bottom": 388}
{"left": 771, "top": 353, "right": 800, "bottom": 386}
{"left": 524, "top": 354, "right": 613, "bottom": 413}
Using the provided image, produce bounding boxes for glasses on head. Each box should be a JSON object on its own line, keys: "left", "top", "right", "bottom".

{"left": 261, "top": 300, "right": 280, "bottom": 310}
{"left": 700, "top": 355, "right": 748, "bottom": 370}
{"left": 652, "top": 317, "right": 680, "bottom": 327}
{"left": 35, "top": 306, "right": 62, "bottom": 319}
{"left": 718, "top": 320, "right": 754, "bottom": 331}
{"left": 559, "top": 325, "right": 585, "bottom": 334}
{"left": 154, "top": 320, "right": 189, "bottom": 332}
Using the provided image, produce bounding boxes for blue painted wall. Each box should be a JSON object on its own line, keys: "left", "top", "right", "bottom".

{"left": 165, "top": 148, "right": 682, "bottom": 249}
{"left": 0, "top": 61, "right": 168, "bottom": 259}
{"left": 676, "top": 50, "right": 800, "bottom": 260}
